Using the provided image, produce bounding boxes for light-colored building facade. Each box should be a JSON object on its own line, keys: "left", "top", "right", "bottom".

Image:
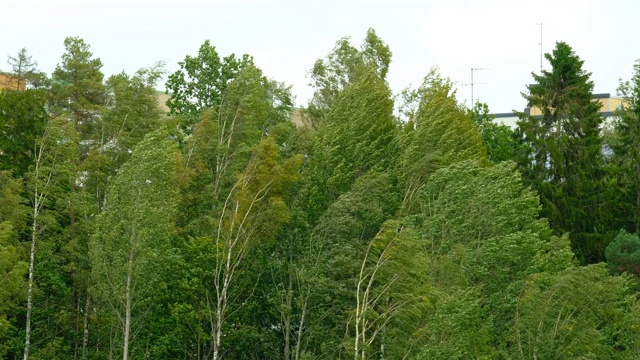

{"left": 493, "top": 93, "right": 624, "bottom": 129}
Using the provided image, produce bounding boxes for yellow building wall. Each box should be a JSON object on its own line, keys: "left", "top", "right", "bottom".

{"left": 529, "top": 96, "right": 626, "bottom": 116}
{"left": 0, "top": 74, "right": 26, "bottom": 91}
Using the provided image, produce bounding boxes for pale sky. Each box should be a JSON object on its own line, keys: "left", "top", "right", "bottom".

{"left": 4, "top": 0, "right": 640, "bottom": 114}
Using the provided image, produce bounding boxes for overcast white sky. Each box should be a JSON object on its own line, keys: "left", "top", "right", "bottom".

{"left": 4, "top": 0, "right": 640, "bottom": 113}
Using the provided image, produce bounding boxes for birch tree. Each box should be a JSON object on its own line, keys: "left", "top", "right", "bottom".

{"left": 210, "top": 137, "right": 301, "bottom": 359}
{"left": 90, "top": 129, "right": 179, "bottom": 360}
{"left": 23, "top": 116, "right": 78, "bottom": 360}
{"left": 351, "top": 219, "right": 429, "bottom": 360}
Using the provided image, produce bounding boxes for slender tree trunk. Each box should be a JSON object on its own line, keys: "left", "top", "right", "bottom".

{"left": 294, "top": 287, "right": 309, "bottom": 360}
{"left": 213, "top": 258, "right": 230, "bottom": 360}
{"left": 283, "top": 270, "right": 292, "bottom": 360}
{"left": 75, "top": 292, "right": 81, "bottom": 359}
{"left": 82, "top": 293, "right": 91, "bottom": 360}
{"left": 123, "top": 257, "right": 132, "bottom": 360}
{"left": 635, "top": 165, "right": 640, "bottom": 233}
{"left": 213, "top": 290, "right": 223, "bottom": 360}
{"left": 23, "top": 198, "right": 39, "bottom": 360}
{"left": 70, "top": 180, "right": 76, "bottom": 239}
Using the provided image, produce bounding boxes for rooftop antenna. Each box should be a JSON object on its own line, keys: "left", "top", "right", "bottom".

{"left": 537, "top": 22, "right": 543, "bottom": 73}
{"left": 463, "top": 67, "right": 488, "bottom": 108}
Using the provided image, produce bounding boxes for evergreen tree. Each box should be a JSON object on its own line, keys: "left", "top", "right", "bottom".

{"left": 0, "top": 89, "right": 48, "bottom": 177}
{"left": 613, "top": 60, "right": 640, "bottom": 232}
{"left": 515, "top": 41, "right": 609, "bottom": 263}
{"left": 50, "top": 37, "right": 106, "bottom": 140}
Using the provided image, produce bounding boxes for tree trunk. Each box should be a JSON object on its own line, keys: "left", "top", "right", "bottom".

{"left": 123, "top": 257, "right": 132, "bottom": 360}
{"left": 82, "top": 293, "right": 91, "bottom": 360}
{"left": 213, "top": 270, "right": 228, "bottom": 360}
{"left": 23, "top": 198, "right": 38, "bottom": 360}
{"left": 635, "top": 165, "right": 640, "bottom": 233}
{"left": 294, "top": 288, "right": 309, "bottom": 360}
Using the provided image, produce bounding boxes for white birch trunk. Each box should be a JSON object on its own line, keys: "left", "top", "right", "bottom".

{"left": 23, "top": 198, "right": 38, "bottom": 360}
{"left": 122, "top": 257, "right": 133, "bottom": 360}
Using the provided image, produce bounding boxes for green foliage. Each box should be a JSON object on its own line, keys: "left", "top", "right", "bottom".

{"left": 308, "top": 28, "right": 392, "bottom": 122}
{"left": 0, "top": 89, "right": 48, "bottom": 177}
{"left": 515, "top": 41, "right": 609, "bottom": 263}
{"left": 90, "top": 129, "right": 179, "bottom": 359}
{"left": 415, "top": 160, "right": 557, "bottom": 354}
{"left": 306, "top": 69, "right": 397, "bottom": 223}
{"left": 606, "top": 230, "right": 640, "bottom": 278}
{"left": 178, "top": 63, "right": 294, "bottom": 237}
{"left": 398, "top": 69, "right": 487, "bottom": 213}
{"left": 303, "top": 172, "right": 400, "bottom": 358}
{"left": 50, "top": 36, "right": 105, "bottom": 134}
{"left": 613, "top": 59, "right": 640, "bottom": 232}
{"left": 5, "top": 28, "right": 640, "bottom": 360}
{"left": 470, "top": 101, "right": 516, "bottom": 163}
{"left": 416, "top": 287, "right": 494, "bottom": 360}
{"left": 0, "top": 173, "right": 28, "bottom": 359}
{"left": 18, "top": 114, "right": 79, "bottom": 360}
{"left": 418, "top": 161, "right": 546, "bottom": 253}
{"left": 165, "top": 39, "right": 253, "bottom": 129}
{"left": 350, "top": 219, "right": 431, "bottom": 359}
{"left": 512, "top": 264, "right": 639, "bottom": 359}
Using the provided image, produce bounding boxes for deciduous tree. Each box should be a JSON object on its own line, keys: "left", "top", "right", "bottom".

{"left": 90, "top": 129, "right": 179, "bottom": 360}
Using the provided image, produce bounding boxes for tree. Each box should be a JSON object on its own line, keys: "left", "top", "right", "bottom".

{"left": 350, "top": 219, "right": 430, "bottom": 360}
{"left": 79, "top": 63, "right": 167, "bottom": 212}
{"left": 470, "top": 101, "right": 515, "bottom": 163}
{"left": 613, "top": 59, "right": 640, "bottom": 232}
{"left": 165, "top": 40, "right": 252, "bottom": 129}
{"left": 415, "top": 160, "right": 552, "bottom": 350}
{"left": 605, "top": 230, "right": 640, "bottom": 278}
{"left": 398, "top": 69, "right": 487, "bottom": 214}
{"left": 50, "top": 36, "right": 105, "bottom": 138}
{"left": 5, "top": 48, "right": 45, "bottom": 90}
{"left": 45, "top": 37, "right": 109, "bottom": 359}
{"left": 515, "top": 41, "right": 608, "bottom": 263}
{"left": 178, "top": 63, "right": 293, "bottom": 235}
{"left": 167, "top": 58, "right": 296, "bottom": 358}
{"left": 90, "top": 129, "right": 179, "bottom": 360}
{"left": 208, "top": 137, "right": 301, "bottom": 360}
{"left": 23, "top": 116, "right": 78, "bottom": 360}
{"left": 303, "top": 172, "right": 400, "bottom": 358}
{"left": 307, "top": 28, "right": 392, "bottom": 123}
{"left": 306, "top": 68, "right": 398, "bottom": 224}
{"left": 0, "top": 172, "right": 28, "bottom": 359}
{"left": 0, "top": 89, "right": 48, "bottom": 177}
{"left": 512, "top": 264, "right": 640, "bottom": 359}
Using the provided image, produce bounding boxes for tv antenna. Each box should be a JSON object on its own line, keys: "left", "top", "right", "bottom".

{"left": 463, "top": 67, "right": 489, "bottom": 107}
{"left": 537, "top": 22, "right": 543, "bottom": 73}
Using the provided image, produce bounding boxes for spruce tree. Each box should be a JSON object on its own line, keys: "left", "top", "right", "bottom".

{"left": 613, "top": 60, "right": 640, "bottom": 232}
{"left": 515, "top": 41, "right": 608, "bottom": 263}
